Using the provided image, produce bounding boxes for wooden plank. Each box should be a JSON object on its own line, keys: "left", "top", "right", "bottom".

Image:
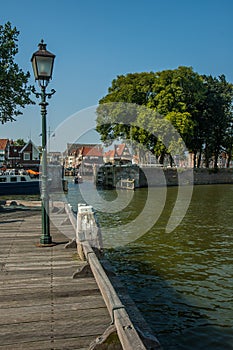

{"left": 0, "top": 320, "right": 107, "bottom": 348}
{"left": 0, "top": 306, "right": 108, "bottom": 325}
{"left": 0, "top": 340, "right": 88, "bottom": 350}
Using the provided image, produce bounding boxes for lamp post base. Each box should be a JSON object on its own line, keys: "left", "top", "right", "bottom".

{"left": 40, "top": 234, "right": 52, "bottom": 245}
{"left": 36, "top": 236, "right": 56, "bottom": 247}
{"left": 37, "top": 242, "right": 57, "bottom": 247}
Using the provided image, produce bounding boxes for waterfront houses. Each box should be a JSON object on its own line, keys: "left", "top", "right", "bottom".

{"left": 63, "top": 142, "right": 134, "bottom": 175}
{"left": 64, "top": 143, "right": 104, "bottom": 174}
{"left": 103, "top": 143, "right": 132, "bottom": 164}
{"left": 0, "top": 138, "right": 41, "bottom": 170}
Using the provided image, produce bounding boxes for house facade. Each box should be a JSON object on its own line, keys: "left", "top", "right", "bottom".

{"left": 48, "top": 151, "right": 62, "bottom": 165}
{"left": 18, "top": 140, "right": 40, "bottom": 169}
{"left": 8, "top": 145, "right": 22, "bottom": 168}
{"left": 64, "top": 143, "right": 104, "bottom": 174}
{"left": 5, "top": 139, "right": 41, "bottom": 170}
{"left": 0, "top": 139, "right": 11, "bottom": 167}
{"left": 78, "top": 145, "right": 104, "bottom": 174}
{"left": 103, "top": 143, "right": 132, "bottom": 164}
{"left": 64, "top": 143, "right": 80, "bottom": 169}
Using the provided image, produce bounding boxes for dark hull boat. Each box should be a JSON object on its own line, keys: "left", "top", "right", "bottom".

{"left": 0, "top": 174, "right": 40, "bottom": 195}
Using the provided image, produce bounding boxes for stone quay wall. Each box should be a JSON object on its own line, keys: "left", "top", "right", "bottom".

{"left": 96, "top": 165, "right": 233, "bottom": 188}
{"left": 140, "top": 167, "right": 233, "bottom": 187}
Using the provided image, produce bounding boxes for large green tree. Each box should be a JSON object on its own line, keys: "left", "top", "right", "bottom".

{"left": 96, "top": 67, "right": 233, "bottom": 168}
{"left": 96, "top": 67, "right": 202, "bottom": 164}
{"left": 0, "top": 22, "right": 34, "bottom": 124}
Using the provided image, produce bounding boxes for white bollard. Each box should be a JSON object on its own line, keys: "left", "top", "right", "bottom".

{"left": 76, "top": 204, "right": 103, "bottom": 260}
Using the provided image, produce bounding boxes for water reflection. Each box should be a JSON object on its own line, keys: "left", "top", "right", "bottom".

{"left": 106, "top": 185, "right": 233, "bottom": 349}
{"left": 67, "top": 180, "right": 233, "bottom": 349}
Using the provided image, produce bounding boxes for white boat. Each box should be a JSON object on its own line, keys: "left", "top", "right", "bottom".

{"left": 0, "top": 172, "right": 40, "bottom": 195}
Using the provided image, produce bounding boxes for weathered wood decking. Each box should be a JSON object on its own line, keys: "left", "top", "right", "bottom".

{"left": 0, "top": 206, "right": 111, "bottom": 349}
{"left": 0, "top": 201, "right": 162, "bottom": 350}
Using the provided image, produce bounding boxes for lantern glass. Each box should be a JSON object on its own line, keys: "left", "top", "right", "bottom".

{"left": 36, "top": 56, "right": 54, "bottom": 80}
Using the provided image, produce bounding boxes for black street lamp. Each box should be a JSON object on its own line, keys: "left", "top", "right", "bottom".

{"left": 31, "top": 40, "right": 55, "bottom": 246}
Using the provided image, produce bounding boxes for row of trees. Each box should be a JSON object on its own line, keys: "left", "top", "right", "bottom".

{"left": 96, "top": 67, "right": 233, "bottom": 168}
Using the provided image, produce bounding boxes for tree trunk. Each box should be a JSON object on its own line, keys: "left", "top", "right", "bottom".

{"left": 214, "top": 150, "right": 219, "bottom": 169}
{"left": 197, "top": 149, "right": 202, "bottom": 168}
{"left": 226, "top": 149, "right": 232, "bottom": 168}
{"left": 169, "top": 154, "right": 173, "bottom": 167}
{"left": 159, "top": 152, "right": 165, "bottom": 165}
{"left": 204, "top": 149, "right": 210, "bottom": 168}
{"left": 226, "top": 153, "right": 231, "bottom": 168}
{"left": 193, "top": 151, "right": 197, "bottom": 168}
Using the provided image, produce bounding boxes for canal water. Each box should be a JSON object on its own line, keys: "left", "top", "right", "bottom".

{"left": 68, "top": 179, "right": 233, "bottom": 349}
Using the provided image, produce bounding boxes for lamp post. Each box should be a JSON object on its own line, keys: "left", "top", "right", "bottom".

{"left": 31, "top": 40, "right": 55, "bottom": 246}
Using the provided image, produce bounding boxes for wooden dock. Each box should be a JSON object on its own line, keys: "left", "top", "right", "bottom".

{"left": 0, "top": 206, "right": 111, "bottom": 349}
{"left": 0, "top": 202, "right": 161, "bottom": 349}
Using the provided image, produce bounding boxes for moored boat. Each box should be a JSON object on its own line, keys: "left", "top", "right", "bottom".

{"left": 0, "top": 173, "right": 40, "bottom": 195}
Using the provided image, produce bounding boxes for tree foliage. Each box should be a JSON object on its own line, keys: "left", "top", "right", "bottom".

{"left": 0, "top": 22, "right": 34, "bottom": 124}
{"left": 96, "top": 67, "right": 233, "bottom": 167}
{"left": 14, "top": 138, "right": 26, "bottom": 146}
{"left": 201, "top": 75, "right": 233, "bottom": 168}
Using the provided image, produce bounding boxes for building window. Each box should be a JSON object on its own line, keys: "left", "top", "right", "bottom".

{"left": 24, "top": 152, "right": 30, "bottom": 161}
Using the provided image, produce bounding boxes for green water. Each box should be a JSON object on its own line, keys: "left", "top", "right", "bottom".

{"left": 67, "top": 180, "right": 233, "bottom": 349}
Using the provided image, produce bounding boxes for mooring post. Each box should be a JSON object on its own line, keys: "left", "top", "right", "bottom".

{"left": 76, "top": 204, "right": 103, "bottom": 260}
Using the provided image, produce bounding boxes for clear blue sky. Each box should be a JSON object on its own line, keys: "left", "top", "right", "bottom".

{"left": 1, "top": 0, "right": 233, "bottom": 150}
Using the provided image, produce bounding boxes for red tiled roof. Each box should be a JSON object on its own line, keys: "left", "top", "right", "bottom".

{"left": 104, "top": 144, "right": 131, "bottom": 159}
{"left": 0, "top": 139, "right": 9, "bottom": 150}
{"left": 115, "top": 143, "right": 126, "bottom": 156}
{"left": 81, "top": 146, "right": 103, "bottom": 157}
{"left": 104, "top": 150, "right": 115, "bottom": 158}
